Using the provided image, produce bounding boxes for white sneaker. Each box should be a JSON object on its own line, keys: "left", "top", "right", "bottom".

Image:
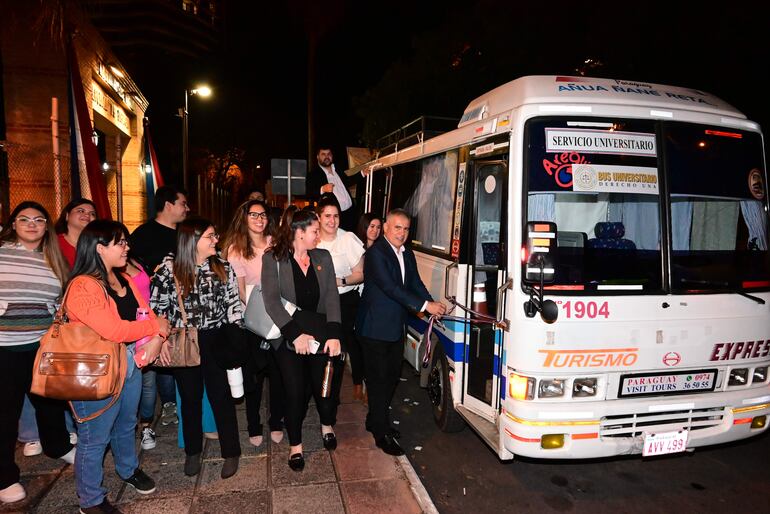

{"left": 141, "top": 427, "right": 156, "bottom": 450}
{"left": 60, "top": 446, "right": 76, "bottom": 465}
{"left": 69, "top": 432, "right": 78, "bottom": 445}
{"left": 23, "top": 441, "right": 42, "bottom": 457}
{"left": 0, "top": 482, "right": 26, "bottom": 504}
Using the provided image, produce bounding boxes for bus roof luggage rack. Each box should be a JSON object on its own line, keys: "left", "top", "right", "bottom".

{"left": 375, "top": 115, "right": 459, "bottom": 156}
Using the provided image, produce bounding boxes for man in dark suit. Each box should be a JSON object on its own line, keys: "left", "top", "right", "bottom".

{"left": 306, "top": 147, "right": 359, "bottom": 232}
{"left": 356, "top": 209, "right": 446, "bottom": 455}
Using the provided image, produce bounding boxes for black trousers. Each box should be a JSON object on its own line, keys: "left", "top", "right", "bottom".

{"left": 339, "top": 290, "right": 364, "bottom": 385}
{"left": 243, "top": 334, "right": 286, "bottom": 436}
{"left": 358, "top": 335, "right": 403, "bottom": 440}
{"left": 0, "top": 347, "right": 73, "bottom": 489}
{"left": 174, "top": 328, "right": 241, "bottom": 458}
{"left": 273, "top": 343, "right": 338, "bottom": 447}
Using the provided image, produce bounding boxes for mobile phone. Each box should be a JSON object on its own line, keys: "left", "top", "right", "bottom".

{"left": 308, "top": 339, "right": 321, "bottom": 354}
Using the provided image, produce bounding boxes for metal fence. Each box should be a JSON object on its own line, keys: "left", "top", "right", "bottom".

{"left": 0, "top": 138, "right": 71, "bottom": 222}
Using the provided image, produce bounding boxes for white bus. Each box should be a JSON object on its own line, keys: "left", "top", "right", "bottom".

{"left": 354, "top": 75, "right": 769, "bottom": 460}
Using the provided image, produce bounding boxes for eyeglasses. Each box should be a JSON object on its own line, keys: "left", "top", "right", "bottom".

{"left": 247, "top": 212, "right": 268, "bottom": 220}
{"left": 16, "top": 216, "right": 47, "bottom": 226}
{"left": 202, "top": 233, "right": 220, "bottom": 240}
{"left": 115, "top": 239, "right": 129, "bottom": 247}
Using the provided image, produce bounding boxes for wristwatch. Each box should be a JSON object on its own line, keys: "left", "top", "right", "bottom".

{"left": 341, "top": 277, "right": 347, "bottom": 285}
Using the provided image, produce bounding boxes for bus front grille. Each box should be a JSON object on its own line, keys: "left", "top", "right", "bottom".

{"left": 599, "top": 407, "right": 726, "bottom": 438}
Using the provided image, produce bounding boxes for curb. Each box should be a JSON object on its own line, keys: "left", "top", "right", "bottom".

{"left": 397, "top": 454, "right": 439, "bottom": 514}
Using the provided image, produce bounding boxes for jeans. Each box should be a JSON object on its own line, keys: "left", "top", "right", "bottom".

{"left": 71, "top": 349, "right": 141, "bottom": 508}
{"left": 139, "top": 367, "right": 176, "bottom": 422}
{"left": 18, "top": 396, "right": 77, "bottom": 443}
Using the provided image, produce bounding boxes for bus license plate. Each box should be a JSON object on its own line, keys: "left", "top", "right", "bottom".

{"left": 642, "top": 430, "right": 688, "bottom": 457}
{"left": 619, "top": 370, "right": 717, "bottom": 397}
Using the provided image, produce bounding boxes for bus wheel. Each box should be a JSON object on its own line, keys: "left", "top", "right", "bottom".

{"left": 427, "top": 343, "right": 465, "bottom": 433}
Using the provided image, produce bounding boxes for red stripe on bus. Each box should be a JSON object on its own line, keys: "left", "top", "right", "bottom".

{"left": 743, "top": 281, "right": 770, "bottom": 288}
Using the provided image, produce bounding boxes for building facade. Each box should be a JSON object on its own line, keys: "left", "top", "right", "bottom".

{"left": 1, "top": 2, "right": 150, "bottom": 230}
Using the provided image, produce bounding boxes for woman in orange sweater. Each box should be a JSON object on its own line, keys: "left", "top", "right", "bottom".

{"left": 65, "top": 220, "right": 170, "bottom": 514}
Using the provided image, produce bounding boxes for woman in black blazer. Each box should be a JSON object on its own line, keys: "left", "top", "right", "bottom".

{"left": 261, "top": 208, "right": 342, "bottom": 471}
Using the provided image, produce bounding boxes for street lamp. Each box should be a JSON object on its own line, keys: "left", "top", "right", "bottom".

{"left": 182, "top": 84, "right": 212, "bottom": 191}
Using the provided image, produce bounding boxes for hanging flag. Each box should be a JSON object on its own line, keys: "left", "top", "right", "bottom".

{"left": 67, "top": 40, "right": 112, "bottom": 220}
{"left": 142, "top": 118, "right": 165, "bottom": 219}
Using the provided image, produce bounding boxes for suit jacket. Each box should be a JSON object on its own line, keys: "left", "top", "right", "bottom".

{"left": 356, "top": 237, "right": 433, "bottom": 342}
{"left": 306, "top": 164, "right": 360, "bottom": 205}
{"left": 261, "top": 248, "right": 341, "bottom": 348}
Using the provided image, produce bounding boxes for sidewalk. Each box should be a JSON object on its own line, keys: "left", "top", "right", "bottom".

{"left": 1, "top": 371, "right": 436, "bottom": 513}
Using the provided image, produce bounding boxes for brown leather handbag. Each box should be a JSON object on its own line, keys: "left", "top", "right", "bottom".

{"left": 154, "top": 279, "right": 200, "bottom": 367}
{"left": 31, "top": 278, "right": 127, "bottom": 423}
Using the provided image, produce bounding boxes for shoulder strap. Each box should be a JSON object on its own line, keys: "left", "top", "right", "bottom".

{"left": 173, "top": 277, "right": 190, "bottom": 326}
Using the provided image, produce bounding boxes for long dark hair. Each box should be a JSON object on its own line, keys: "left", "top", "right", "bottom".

{"left": 174, "top": 216, "right": 227, "bottom": 298}
{"left": 222, "top": 199, "right": 272, "bottom": 261}
{"left": 269, "top": 207, "right": 318, "bottom": 261}
{"left": 0, "top": 201, "right": 69, "bottom": 287}
{"left": 54, "top": 198, "right": 97, "bottom": 234}
{"left": 70, "top": 220, "right": 129, "bottom": 289}
{"left": 356, "top": 212, "right": 382, "bottom": 248}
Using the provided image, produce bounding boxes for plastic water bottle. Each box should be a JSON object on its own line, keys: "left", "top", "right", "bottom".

{"left": 134, "top": 308, "right": 151, "bottom": 367}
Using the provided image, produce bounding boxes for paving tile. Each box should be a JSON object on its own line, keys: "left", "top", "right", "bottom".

{"left": 335, "top": 403, "right": 368, "bottom": 424}
{"left": 272, "top": 483, "right": 344, "bottom": 514}
{"left": 196, "top": 456, "right": 268, "bottom": 495}
{"left": 15, "top": 446, "right": 70, "bottom": 477}
{"left": 118, "top": 459, "right": 196, "bottom": 502}
{"left": 193, "top": 491, "right": 268, "bottom": 514}
{"left": 34, "top": 467, "right": 123, "bottom": 512}
{"left": 271, "top": 451, "right": 336, "bottom": 487}
{"left": 139, "top": 430, "right": 187, "bottom": 466}
{"left": 203, "top": 430, "right": 266, "bottom": 459}
{"left": 332, "top": 448, "right": 400, "bottom": 482}
{"left": 340, "top": 478, "right": 422, "bottom": 514}
{"left": 0, "top": 473, "right": 58, "bottom": 513}
{"left": 118, "top": 495, "right": 192, "bottom": 513}
{"left": 333, "top": 422, "right": 376, "bottom": 450}
{"left": 339, "top": 384, "right": 357, "bottom": 404}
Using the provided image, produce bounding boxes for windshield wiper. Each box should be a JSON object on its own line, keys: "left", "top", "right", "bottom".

{"left": 679, "top": 279, "right": 766, "bottom": 305}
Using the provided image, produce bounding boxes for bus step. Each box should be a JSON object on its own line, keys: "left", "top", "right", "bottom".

{"left": 456, "top": 405, "right": 499, "bottom": 453}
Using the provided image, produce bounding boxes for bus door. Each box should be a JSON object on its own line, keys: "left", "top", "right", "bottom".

{"left": 462, "top": 158, "right": 508, "bottom": 418}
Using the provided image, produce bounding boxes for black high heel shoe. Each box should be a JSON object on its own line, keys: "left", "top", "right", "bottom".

{"left": 322, "top": 433, "right": 337, "bottom": 450}
{"left": 288, "top": 453, "right": 305, "bottom": 471}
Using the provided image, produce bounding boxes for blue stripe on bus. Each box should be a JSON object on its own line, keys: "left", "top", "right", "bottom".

{"left": 407, "top": 317, "right": 466, "bottom": 364}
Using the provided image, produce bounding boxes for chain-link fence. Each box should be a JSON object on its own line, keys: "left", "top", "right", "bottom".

{"left": 0, "top": 138, "right": 71, "bottom": 223}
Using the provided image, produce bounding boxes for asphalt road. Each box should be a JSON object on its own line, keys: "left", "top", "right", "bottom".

{"left": 392, "top": 363, "right": 770, "bottom": 514}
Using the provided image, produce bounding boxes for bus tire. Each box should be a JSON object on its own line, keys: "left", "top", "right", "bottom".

{"left": 427, "top": 343, "right": 465, "bottom": 433}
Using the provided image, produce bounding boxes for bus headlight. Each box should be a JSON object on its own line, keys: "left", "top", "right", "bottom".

{"left": 538, "top": 379, "right": 565, "bottom": 398}
{"left": 509, "top": 373, "right": 535, "bottom": 400}
{"left": 572, "top": 377, "right": 598, "bottom": 397}
{"left": 752, "top": 366, "right": 768, "bottom": 384}
{"left": 728, "top": 368, "right": 748, "bottom": 386}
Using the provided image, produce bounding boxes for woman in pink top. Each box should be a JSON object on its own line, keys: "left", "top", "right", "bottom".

{"left": 223, "top": 199, "right": 285, "bottom": 447}
{"left": 54, "top": 199, "right": 97, "bottom": 269}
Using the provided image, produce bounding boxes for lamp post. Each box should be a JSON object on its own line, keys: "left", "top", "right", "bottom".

{"left": 182, "top": 85, "right": 212, "bottom": 191}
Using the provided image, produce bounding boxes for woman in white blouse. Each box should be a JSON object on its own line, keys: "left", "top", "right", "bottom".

{"left": 316, "top": 195, "right": 367, "bottom": 403}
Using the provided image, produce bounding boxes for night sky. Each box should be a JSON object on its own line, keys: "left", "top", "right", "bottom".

{"left": 118, "top": 0, "right": 768, "bottom": 192}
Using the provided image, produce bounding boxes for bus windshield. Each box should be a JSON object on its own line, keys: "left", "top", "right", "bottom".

{"left": 525, "top": 117, "right": 663, "bottom": 293}
{"left": 666, "top": 123, "right": 770, "bottom": 292}
{"left": 525, "top": 117, "right": 769, "bottom": 294}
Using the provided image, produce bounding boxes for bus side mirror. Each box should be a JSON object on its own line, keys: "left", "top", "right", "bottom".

{"left": 522, "top": 221, "right": 558, "bottom": 324}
